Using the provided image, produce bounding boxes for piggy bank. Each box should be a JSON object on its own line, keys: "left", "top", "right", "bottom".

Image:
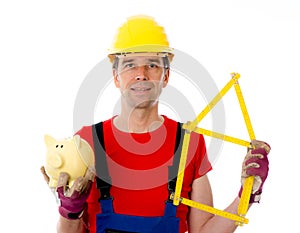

{"left": 44, "top": 134, "right": 95, "bottom": 188}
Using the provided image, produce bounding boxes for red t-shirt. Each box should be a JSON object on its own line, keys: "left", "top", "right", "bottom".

{"left": 76, "top": 115, "right": 212, "bottom": 233}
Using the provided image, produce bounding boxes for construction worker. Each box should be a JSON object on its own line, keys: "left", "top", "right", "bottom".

{"left": 41, "top": 15, "right": 271, "bottom": 233}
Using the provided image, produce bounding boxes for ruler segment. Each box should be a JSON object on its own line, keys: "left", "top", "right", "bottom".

{"left": 234, "top": 81, "right": 256, "bottom": 140}
{"left": 233, "top": 77, "right": 256, "bottom": 223}
{"left": 173, "top": 131, "right": 191, "bottom": 206}
{"left": 238, "top": 176, "right": 254, "bottom": 215}
{"left": 187, "top": 73, "right": 241, "bottom": 132}
{"left": 170, "top": 194, "right": 248, "bottom": 224}
{"left": 182, "top": 124, "right": 251, "bottom": 148}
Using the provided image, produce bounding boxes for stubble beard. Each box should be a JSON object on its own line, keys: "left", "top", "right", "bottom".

{"left": 122, "top": 84, "right": 162, "bottom": 110}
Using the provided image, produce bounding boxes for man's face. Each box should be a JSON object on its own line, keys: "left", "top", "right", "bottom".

{"left": 113, "top": 54, "right": 169, "bottom": 109}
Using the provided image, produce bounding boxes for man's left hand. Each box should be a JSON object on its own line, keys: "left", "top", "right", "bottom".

{"left": 239, "top": 140, "right": 271, "bottom": 203}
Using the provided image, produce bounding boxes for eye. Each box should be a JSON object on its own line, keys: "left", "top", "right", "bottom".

{"left": 148, "top": 63, "right": 158, "bottom": 68}
{"left": 124, "top": 63, "right": 134, "bottom": 68}
{"left": 60, "top": 145, "right": 63, "bottom": 148}
{"left": 56, "top": 145, "right": 58, "bottom": 148}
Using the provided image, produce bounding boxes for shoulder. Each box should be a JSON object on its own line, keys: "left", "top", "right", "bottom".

{"left": 75, "top": 125, "right": 93, "bottom": 147}
{"left": 162, "top": 115, "right": 180, "bottom": 129}
{"left": 75, "top": 117, "right": 114, "bottom": 146}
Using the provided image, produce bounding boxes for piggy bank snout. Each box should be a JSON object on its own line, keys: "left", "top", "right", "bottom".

{"left": 46, "top": 152, "right": 63, "bottom": 168}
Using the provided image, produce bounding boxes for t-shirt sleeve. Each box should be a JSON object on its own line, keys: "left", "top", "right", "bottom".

{"left": 193, "top": 133, "right": 212, "bottom": 179}
{"left": 75, "top": 126, "right": 94, "bottom": 149}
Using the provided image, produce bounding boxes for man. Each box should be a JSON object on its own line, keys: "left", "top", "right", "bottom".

{"left": 41, "top": 15, "right": 271, "bottom": 233}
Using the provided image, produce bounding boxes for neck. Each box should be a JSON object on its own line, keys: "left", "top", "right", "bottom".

{"left": 113, "top": 104, "right": 164, "bottom": 133}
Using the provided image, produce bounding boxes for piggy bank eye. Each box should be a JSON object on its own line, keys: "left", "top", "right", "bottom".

{"left": 60, "top": 145, "right": 63, "bottom": 148}
{"left": 56, "top": 145, "right": 59, "bottom": 148}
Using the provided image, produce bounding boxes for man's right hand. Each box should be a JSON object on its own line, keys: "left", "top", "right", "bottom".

{"left": 40, "top": 166, "right": 95, "bottom": 220}
{"left": 57, "top": 167, "right": 95, "bottom": 220}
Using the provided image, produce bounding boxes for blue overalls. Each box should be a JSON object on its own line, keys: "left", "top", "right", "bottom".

{"left": 92, "top": 122, "right": 184, "bottom": 233}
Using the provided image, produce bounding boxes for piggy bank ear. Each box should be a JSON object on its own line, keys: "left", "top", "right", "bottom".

{"left": 73, "top": 135, "right": 81, "bottom": 148}
{"left": 44, "top": 134, "right": 56, "bottom": 146}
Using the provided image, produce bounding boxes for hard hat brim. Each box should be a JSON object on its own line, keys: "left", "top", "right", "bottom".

{"left": 108, "top": 45, "right": 174, "bottom": 62}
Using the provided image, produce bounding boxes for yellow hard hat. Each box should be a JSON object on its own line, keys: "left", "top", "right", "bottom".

{"left": 108, "top": 15, "right": 174, "bottom": 62}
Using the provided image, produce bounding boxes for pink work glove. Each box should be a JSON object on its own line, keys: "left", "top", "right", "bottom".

{"left": 239, "top": 140, "right": 271, "bottom": 203}
{"left": 41, "top": 166, "right": 95, "bottom": 219}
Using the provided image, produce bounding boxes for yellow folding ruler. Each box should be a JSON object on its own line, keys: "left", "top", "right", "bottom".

{"left": 170, "top": 73, "right": 256, "bottom": 226}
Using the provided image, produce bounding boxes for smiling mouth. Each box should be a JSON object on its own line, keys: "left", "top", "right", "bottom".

{"left": 130, "top": 87, "right": 151, "bottom": 91}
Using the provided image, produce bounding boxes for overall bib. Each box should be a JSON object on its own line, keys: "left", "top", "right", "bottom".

{"left": 92, "top": 122, "right": 184, "bottom": 233}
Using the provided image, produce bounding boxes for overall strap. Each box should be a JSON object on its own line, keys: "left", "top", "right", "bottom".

{"left": 92, "top": 122, "right": 112, "bottom": 200}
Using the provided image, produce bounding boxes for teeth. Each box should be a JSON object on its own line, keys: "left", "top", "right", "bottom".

{"left": 132, "top": 87, "right": 149, "bottom": 91}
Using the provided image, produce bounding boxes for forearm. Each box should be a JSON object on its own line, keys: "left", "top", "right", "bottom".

{"left": 196, "top": 197, "right": 249, "bottom": 233}
{"left": 57, "top": 216, "right": 87, "bottom": 233}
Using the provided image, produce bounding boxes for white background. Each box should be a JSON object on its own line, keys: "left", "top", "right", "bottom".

{"left": 1, "top": 0, "right": 299, "bottom": 232}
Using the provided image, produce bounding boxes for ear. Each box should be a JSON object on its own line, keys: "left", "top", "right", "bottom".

{"left": 73, "top": 135, "right": 81, "bottom": 148}
{"left": 44, "top": 134, "right": 56, "bottom": 146}
{"left": 162, "top": 69, "right": 170, "bottom": 88}
{"left": 113, "top": 69, "right": 120, "bottom": 88}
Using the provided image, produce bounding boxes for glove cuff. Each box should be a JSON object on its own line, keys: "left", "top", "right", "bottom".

{"left": 249, "top": 192, "right": 262, "bottom": 203}
{"left": 59, "top": 203, "right": 86, "bottom": 220}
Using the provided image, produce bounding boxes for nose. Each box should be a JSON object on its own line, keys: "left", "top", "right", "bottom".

{"left": 135, "top": 66, "right": 148, "bottom": 81}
